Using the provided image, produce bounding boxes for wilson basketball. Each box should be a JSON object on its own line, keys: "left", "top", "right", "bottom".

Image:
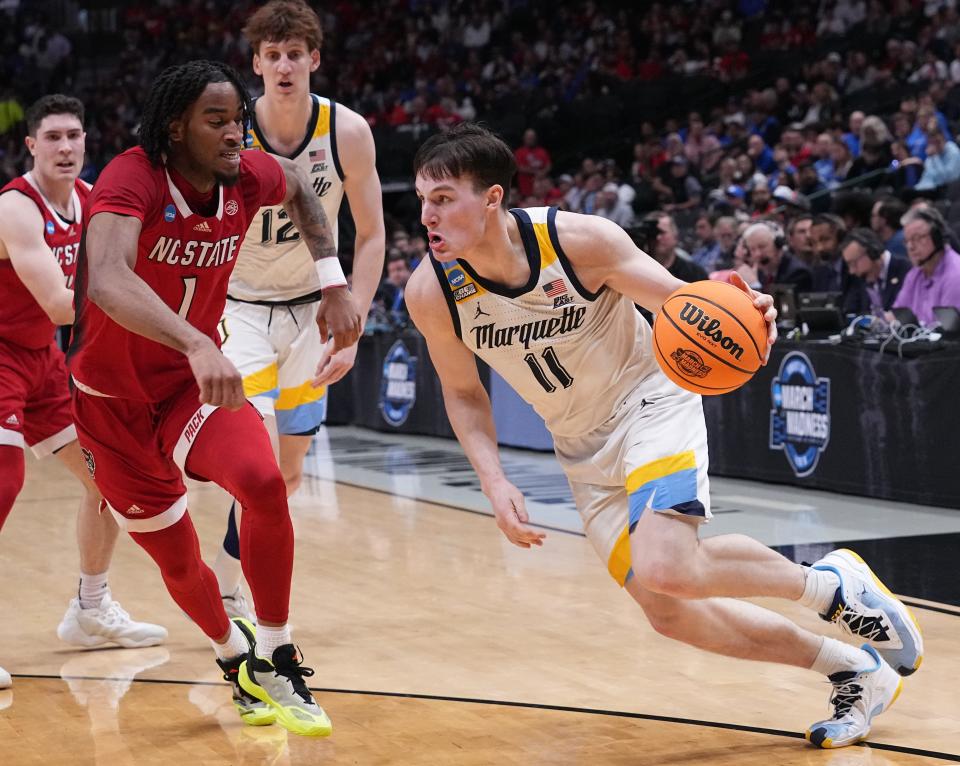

{"left": 653, "top": 280, "right": 767, "bottom": 395}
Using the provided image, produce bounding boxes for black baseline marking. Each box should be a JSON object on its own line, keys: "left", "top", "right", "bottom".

{"left": 12, "top": 674, "right": 960, "bottom": 762}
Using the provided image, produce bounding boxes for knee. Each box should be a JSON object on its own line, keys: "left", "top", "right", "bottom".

{"left": 237, "top": 465, "right": 288, "bottom": 514}
{"left": 282, "top": 467, "right": 302, "bottom": 497}
{"left": 638, "top": 596, "right": 689, "bottom": 641}
{"left": 632, "top": 557, "right": 701, "bottom": 599}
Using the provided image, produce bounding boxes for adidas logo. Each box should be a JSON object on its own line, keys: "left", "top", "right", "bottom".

{"left": 127, "top": 504, "right": 145, "bottom": 515}
{"left": 193, "top": 221, "right": 212, "bottom": 233}
{"left": 5, "top": 414, "right": 18, "bottom": 426}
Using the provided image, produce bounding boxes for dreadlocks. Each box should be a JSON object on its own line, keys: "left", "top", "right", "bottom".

{"left": 138, "top": 60, "right": 252, "bottom": 165}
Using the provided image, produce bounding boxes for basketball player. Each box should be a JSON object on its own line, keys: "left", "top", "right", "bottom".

{"left": 0, "top": 95, "right": 167, "bottom": 688}
{"left": 212, "top": 0, "right": 385, "bottom": 619}
{"left": 406, "top": 124, "right": 923, "bottom": 749}
{"left": 67, "top": 61, "right": 362, "bottom": 736}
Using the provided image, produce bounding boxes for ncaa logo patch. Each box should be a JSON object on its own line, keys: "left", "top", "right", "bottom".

{"left": 380, "top": 340, "right": 417, "bottom": 427}
{"left": 80, "top": 447, "right": 96, "bottom": 478}
{"left": 224, "top": 200, "right": 238, "bottom": 216}
{"left": 45, "top": 220, "right": 55, "bottom": 235}
{"left": 163, "top": 204, "right": 177, "bottom": 223}
{"left": 446, "top": 268, "right": 466, "bottom": 287}
{"left": 769, "top": 351, "right": 831, "bottom": 477}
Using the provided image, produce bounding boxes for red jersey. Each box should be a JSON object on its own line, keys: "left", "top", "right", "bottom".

{"left": 0, "top": 173, "right": 90, "bottom": 349}
{"left": 68, "top": 147, "right": 286, "bottom": 401}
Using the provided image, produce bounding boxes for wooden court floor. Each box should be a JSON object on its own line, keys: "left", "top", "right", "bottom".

{"left": 1, "top": 452, "right": 958, "bottom": 765}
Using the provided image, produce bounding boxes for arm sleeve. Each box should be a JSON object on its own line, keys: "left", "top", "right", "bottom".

{"left": 240, "top": 150, "right": 287, "bottom": 209}
{"left": 87, "top": 151, "right": 160, "bottom": 221}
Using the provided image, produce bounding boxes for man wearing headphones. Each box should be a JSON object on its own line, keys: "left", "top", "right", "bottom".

{"left": 740, "top": 220, "right": 812, "bottom": 291}
{"left": 892, "top": 206, "right": 960, "bottom": 324}
{"left": 809, "top": 213, "right": 866, "bottom": 314}
{"left": 839, "top": 229, "right": 910, "bottom": 316}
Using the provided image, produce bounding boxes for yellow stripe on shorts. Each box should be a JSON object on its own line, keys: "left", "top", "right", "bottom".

{"left": 242, "top": 363, "right": 279, "bottom": 398}
{"left": 276, "top": 380, "right": 327, "bottom": 411}
{"left": 625, "top": 451, "right": 697, "bottom": 495}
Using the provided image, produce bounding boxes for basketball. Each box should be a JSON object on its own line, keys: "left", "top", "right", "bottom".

{"left": 653, "top": 280, "right": 767, "bottom": 395}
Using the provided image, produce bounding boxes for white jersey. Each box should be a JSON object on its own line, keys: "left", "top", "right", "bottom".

{"left": 230, "top": 94, "right": 345, "bottom": 302}
{"left": 431, "top": 207, "right": 661, "bottom": 438}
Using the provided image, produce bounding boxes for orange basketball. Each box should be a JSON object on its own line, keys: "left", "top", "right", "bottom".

{"left": 653, "top": 280, "right": 767, "bottom": 395}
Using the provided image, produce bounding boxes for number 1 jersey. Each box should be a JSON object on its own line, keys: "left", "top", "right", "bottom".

{"left": 68, "top": 147, "right": 286, "bottom": 402}
{"left": 429, "top": 207, "right": 659, "bottom": 438}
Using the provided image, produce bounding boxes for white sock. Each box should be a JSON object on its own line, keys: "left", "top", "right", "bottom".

{"left": 797, "top": 566, "right": 840, "bottom": 613}
{"left": 810, "top": 637, "right": 873, "bottom": 676}
{"left": 211, "top": 621, "right": 249, "bottom": 661}
{"left": 256, "top": 624, "right": 291, "bottom": 661}
{"left": 78, "top": 571, "right": 110, "bottom": 610}
{"left": 213, "top": 547, "right": 243, "bottom": 597}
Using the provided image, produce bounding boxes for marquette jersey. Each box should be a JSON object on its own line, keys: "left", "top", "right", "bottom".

{"left": 68, "top": 147, "right": 286, "bottom": 402}
{"left": 230, "top": 94, "right": 345, "bottom": 302}
{"left": 431, "top": 207, "right": 660, "bottom": 438}
{"left": 0, "top": 173, "right": 90, "bottom": 348}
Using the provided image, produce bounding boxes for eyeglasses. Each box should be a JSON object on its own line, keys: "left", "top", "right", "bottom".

{"left": 905, "top": 232, "right": 932, "bottom": 247}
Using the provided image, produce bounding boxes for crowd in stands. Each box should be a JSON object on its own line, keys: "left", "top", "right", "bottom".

{"left": 2, "top": 0, "right": 960, "bottom": 326}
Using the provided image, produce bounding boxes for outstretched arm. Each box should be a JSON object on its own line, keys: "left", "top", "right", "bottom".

{"left": 276, "top": 156, "right": 362, "bottom": 353}
{"left": 0, "top": 192, "right": 74, "bottom": 325}
{"left": 84, "top": 212, "right": 246, "bottom": 409}
{"left": 556, "top": 212, "right": 777, "bottom": 355}
{"left": 406, "top": 262, "right": 545, "bottom": 548}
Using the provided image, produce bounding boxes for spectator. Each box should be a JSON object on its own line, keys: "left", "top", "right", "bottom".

{"left": 787, "top": 214, "right": 816, "bottom": 265}
{"left": 655, "top": 156, "right": 703, "bottom": 211}
{"left": 742, "top": 220, "right": 813, "bottom": 290}
{"left": 636, "top": 212, "right": 708, "bottom": 283}
{"left": 916, "top": 129, "right": 960, "bottom": 190}
{"left": 796, "top": 161, "right": 831, "bottom": 213}
{"left": 843, "top": 110, "right": 865, "bottom": 155}
{"left": 712, "top": 215, "right": 739, "bottom": 271}
{"left": 377, "top": 251, "right": 412, "bottom": 319}
{"left": 870, "top": 197, "right": 908, "bottom": 257}
{"left": 810, "top": 212, "right": 866, "bottom": 313}
{"left": 840, "top": 228, "right": 910, "bottom": 315}
{"left": 0, "top": 87, "right": 24, "bottom": 136}
{"left": 747, "top": 134, "right": 776, "bottom": 174}
{"left": 893, "top": 206, "right": 960, "bottom": 324}
{"left": 594, "top": 182, "right": 635, "bottom": 229}
{"left": 691, "top": 214, "right": 721, "bottom": 272}
{"left": 829, "top": 137, "right": 854, "bottom": 186}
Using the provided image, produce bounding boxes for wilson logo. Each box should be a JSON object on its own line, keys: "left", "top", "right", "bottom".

{"left": 678, "top": 302, "right": 744, "bottom": 361}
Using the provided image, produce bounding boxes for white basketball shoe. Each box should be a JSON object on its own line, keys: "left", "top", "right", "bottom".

{"left": 57, "top": 595, "right": 168, "bottom": 649}
{"left": 0, "top": 665, "right": 11, "bottom": 689}
{"left": 222, "top": 587, "right": 254, "bottom": 622}
{"left": 806, "top": 645, "right": 902, "bottom": 748}
{"left": 812, "top": 549, "right": 924, "bottom": 676}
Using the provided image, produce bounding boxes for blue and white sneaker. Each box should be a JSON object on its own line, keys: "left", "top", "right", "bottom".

{"left": 806, "top": 645, "right": 902, "bottom": 749}
{"left": 812, "top": 549, "right": 924, "bottom": 676}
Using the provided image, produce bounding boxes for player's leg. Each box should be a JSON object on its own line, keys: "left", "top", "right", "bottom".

{"left": 214, "top": 300, "right": 278, "bottom": 617}
{"left": 0, "top": 445, "right": 25, "bottom": 533}
{"left": 622, "top": 385, "right": 921, "bottom": 674}
{"left": 70, "top": 389, "right": 274, "bottom": 725}
{"left": 182, "top": 403, "right": 331, "bottom": 737}
{"left": 52, "top": 439, "right": 167, "bottom": 648}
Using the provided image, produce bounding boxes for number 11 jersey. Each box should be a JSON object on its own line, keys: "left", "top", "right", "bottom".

{"left": 429, "top": 206, "right": 660, "bottom": 438}
{"left": 68, "top": 146, "right": 286, "bottom": 402}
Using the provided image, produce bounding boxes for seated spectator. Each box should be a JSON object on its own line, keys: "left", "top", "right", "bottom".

{"left": 377, "top": 251, "right": 412, "bottom": 319}
{"left": 594, "top": 182, "right": 635, "bottom": 229}
{"left": 810, "top": 213, "right": 866, "bottom": 314}
{"left": 691, "top": 214, "right": 721, "bottom": 272}
{"left": 916, "top": 128, "right": 960, "bottom": 190}
{"left": 712, "top": 215, "right": 739, "bottom": 271}
{"left": 658, "top": 155, "right": 703, "bottom": 211}
{"left": 840, "top": 228, "right": 910, "bottom": 315}
{"left": 787, "top": 213, "right": 816, "bottom": 265}
{"left": 514, "top": 128, "right": 552, "bottom": 198}
{"left": 893, "top": 206, "right": 960, "bottom": 324}
{"left": 829, "top": 137, "right": 854, "bottom": 187}
{"left": 747, "top": 134, "right": 776, "bottom": 174}
{"left": 635, "top": 212, "right": 708, "bottom": 283}
{"left": 742, "top": 220, "right": 812, "bottom": 291}
{"left": 870, "top": 197, "right": 908, "bottom": 258}
{"left": 796, "top": 161, "right": 831, "bottom": 213}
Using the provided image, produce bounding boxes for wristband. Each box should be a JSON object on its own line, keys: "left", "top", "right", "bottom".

{"left": 315, "top": 257, "right": 347, "bottom": 289}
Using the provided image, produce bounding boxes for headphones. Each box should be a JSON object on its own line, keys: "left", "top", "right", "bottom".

{"left": 743, "top": 221, "right": 786, "bottom": 265}
{"left": 908, "top": 207, "right": 946, "bottom": 252}
{"left": 842, "top": 228, "right": 884, "bottom": 261}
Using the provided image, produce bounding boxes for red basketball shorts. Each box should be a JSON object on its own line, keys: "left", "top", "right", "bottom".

{"left": 0, "top": 338, "right": 75, "bottom": 458}
{"left": 71, "top": 381, "right": 264, "bottom": 533}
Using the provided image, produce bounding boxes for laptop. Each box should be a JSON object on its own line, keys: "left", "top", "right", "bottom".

{"left": 798, "top": 291, "right": 844, "bottom": 334}
{"left": 892, "top": 306, "right": 920, "bottom": 327}
{"left": 933, "top": 306, "right": 960, "bottom": 339}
